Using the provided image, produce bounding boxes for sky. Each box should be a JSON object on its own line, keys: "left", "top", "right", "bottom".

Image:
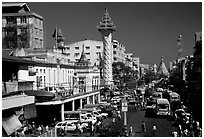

{"left": 26, "top": 2, "right": 202, "bottom": 66}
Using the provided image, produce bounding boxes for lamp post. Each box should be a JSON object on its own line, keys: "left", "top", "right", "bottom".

{"left": 122, "top": 97, "right": 128, "bottom": 136}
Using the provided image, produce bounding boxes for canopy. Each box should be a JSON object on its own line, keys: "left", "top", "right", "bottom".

{"left": 24, "top": 90, "right": 55, "bottom": 100}
{"left": 2, "top": 115, "right": 22, "bottom": 136}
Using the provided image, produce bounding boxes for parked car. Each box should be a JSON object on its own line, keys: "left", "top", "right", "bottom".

{"left": 80, "top": 113, "right": 97, "bottom": 124}
{"left": 55, "top": 121, "right": 76, "bottom": 132}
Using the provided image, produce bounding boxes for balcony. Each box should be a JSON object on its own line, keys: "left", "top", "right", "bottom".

{"left": 2, "top": 93, "right": 35, "bottom": 110}
{"left": 2, "top": 81, "right": 35, "bottom": 110}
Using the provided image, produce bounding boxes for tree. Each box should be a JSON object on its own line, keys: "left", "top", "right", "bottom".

{"left": 112, "top": 62, "right": 138, "bottom": 90}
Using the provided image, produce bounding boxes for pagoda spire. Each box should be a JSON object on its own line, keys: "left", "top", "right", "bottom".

{"left": 78, "top": 44, "right": 88, "bottom": 63}
{"left": 157, "top": 56, "right": 169, "bottom": 76}
{"left": 98, "top": 8, "right": 116, "bottom": 31}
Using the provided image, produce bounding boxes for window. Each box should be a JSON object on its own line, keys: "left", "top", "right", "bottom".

{"left": 40, "top": 69, "right": 42, "bottom": 73}
{"left": 114, "top": 57, "right": 117, "bottom": 61}
{"left": 85, "top": 46, "right": 90, "bottom": 49}
{"left": 96, "top": 46, "right": 101, "bottom": 49}
{"left": 85, "top": 53, "right": 90, "bottom": 55}
{"left": 40, "top": 39, "right": 43, "bottom": 46}
{"left": 113, "top": 51, "right": 117, "bottom": 54}
{"left": 67, "top": 47, "right": 70, "bottom": 50}
{"left": 113, "top": 45, "right": 117, "bottom": 48}
{"left": 36, "top": 69, "right": 38, "bottom": 73}
{"left": 74, "top": 53, "right": 80, "bottom": 57}
{"left": 75, "top": 47, "right": 79, "bottom": 50}
{"left": 44, "top": 69, "right": 46, "bottom": 73}
{"left": 67, "top": 53, "right": 70, "bottom": 56}
{"left": 7, "top": 16, "right": 16, "bottom": 24}
{"left": 35, "top": 38, "right": 38, "bottom": 45}
{"left": 96, "top": 52, "right": 101, "bottom": 55}
{"left": 68, "top": 59, "right": 70, "bottom": 62}
{"left": 20, "top": 28, "right": 27, "bottom": 34}
{"left": 21, "top": 17, "right": 26, "bottom": 24}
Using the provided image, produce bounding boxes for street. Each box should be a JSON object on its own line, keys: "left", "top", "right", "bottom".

{"left": 125, "top": 105, "right": 174, "bottom": 137}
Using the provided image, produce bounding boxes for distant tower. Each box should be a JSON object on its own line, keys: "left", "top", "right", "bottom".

{"left": 177, "top": 35, "right": 183, "bottom": 59}
{"left": 97, "top": 8, "right": 116, "bottom": 88}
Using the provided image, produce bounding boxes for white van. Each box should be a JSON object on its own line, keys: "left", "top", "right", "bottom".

{"left": 156, "top": 98, "right": 170, "bottom": 116}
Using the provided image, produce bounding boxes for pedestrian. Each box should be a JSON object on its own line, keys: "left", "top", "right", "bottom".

{"left": 45, "top": 125, "right": 49, "bottom": 132}
{"left": 141, "top": 121, "right": 146, "bottom": 132}
{"left": 38, "top": 125, "right": 42, "bottom": 135}
{"left": 129, "top": 124, "right": 133, "bottom": 136}
{"left": 172, "top": 130, "right": 178, "bottom": 137}
{"left": 28, "top": 123, "right": 32, "bottom": 134}
{"left": 178, "top": 124, "right": 183, "bottom": 137}
{"left": 152, "top": 124, "right": 157, "bottom": 136}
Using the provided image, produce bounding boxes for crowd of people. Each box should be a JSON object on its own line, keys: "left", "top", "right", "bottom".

{"left": 172, "top": 102, "right": 202, "bottom": 137}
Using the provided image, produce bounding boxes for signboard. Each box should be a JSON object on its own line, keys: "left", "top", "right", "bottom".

{"left": 122, "top": 99, "right": 128, "bottom": 112}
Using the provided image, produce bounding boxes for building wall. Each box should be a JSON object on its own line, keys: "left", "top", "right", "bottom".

{"left": 34, "top": 65, "right": 74, "bottom": 90}
{"left": 112, "top": 40, "right": 126, "bottom": 63}
{"left": 2, "top": 11, "right": 43, "bottom": 49}
{"left": 64, "top": 39, "right": 127, "bottom": 66}
{"left": 64, "top": 40, "right": 103, "bottom": 65}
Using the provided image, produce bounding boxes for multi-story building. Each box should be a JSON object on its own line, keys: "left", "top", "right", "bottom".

{"left": 63, "top": 39, "right": 126, "bottom": 66}
{"left": 2, "top": 50, "right": 35, "bottom": 136}
{"left": 125, "top": 53, "right": 133, "bottom": 68}
{"left": 112, "top": 40, "right": 126, "bottom": 63}
{"left": 2, "top": 3, "right": 43, "bottom": 49}
{"left": 140, "top": 63, "right": 150, "bottom": 77}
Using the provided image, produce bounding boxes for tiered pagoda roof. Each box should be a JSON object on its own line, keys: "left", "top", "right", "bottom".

{"left": 98, "top": 8, "right": 116, "bottom": 31}
{"left": 76, "top": 45, "right": 91, "bottom": 68}
{"left": 157, "top": 56, "right": 169, "bottom": 76}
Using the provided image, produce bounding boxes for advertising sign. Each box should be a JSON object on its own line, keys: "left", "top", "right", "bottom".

{"left": 122, "top": 99, "right": 128, "bottom": 112}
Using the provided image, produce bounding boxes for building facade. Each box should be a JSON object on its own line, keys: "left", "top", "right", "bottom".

{"left": 2, "top": 3, "right": 43, "bottom": 49}
{"left": 112, "top": 40, "right": 126, "bottom": 63}
{"left": 63, "top": 39, "right": 127, "bottom": 67}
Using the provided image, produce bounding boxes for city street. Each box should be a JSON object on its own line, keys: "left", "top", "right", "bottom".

{"left": 125, "top": 105, "right": 174, "bottom": 137}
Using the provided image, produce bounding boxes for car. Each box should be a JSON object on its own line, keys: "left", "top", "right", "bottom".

{"left": 92, "top": 111, "right": 108, "bottom": 119}
{"left": 128, "top": 98, "right": 136, "bottom": 105}
{"left": 66, "top": 121, "right": 77, "bottom": 132}
{"left": 55, "top": 121, "right": 67, "bottom": 129}
{"left": 80, "top": 113, "right": 97, "bottom": 124}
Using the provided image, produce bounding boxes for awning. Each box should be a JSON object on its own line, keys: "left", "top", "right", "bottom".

{"left": 24, "top": 90, "right": 55, "bottom": 100}
{"left": 2, "top": 115, "right": 22, "bottom": 136}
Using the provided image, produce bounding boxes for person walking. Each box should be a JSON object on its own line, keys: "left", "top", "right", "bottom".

{"left": 152, "top": 124, "right": 157, "bottom": 136}
{"left": 142, "top": 121, "right": 146, "bottom": 133}
{"left": 38, "top": 125, "right": 42, "bottom": 135}
{"left": 129, "top": 125, "right": 133, "bottom": 137}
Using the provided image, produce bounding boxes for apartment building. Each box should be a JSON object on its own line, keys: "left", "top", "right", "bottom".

{"left": 125, "top": 53, "right": 133, "bottom": 68}
{"left": 2, "top": 3, "right": 43, "bottom": 49}
{"left": 63, "top": 39, "right": 127, "bottom": 66}
{"left": 112, "top": 40, "right": 126, "bottom": 63}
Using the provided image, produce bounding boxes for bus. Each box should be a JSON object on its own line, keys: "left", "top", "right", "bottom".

{"left": 156, "top": 98, "right": 170, "bottom": 116}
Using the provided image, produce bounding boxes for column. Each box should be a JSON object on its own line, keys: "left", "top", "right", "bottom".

{"left": 61, "top": 103, "right": 64, "bottom": 121}
{"left": 72, "top": 100, "right": 75, "bottom": 111}
{"left": 98, "top": 93, "right": 101, "bottom": 103}
{"left": 80, "top": 98, "right": 83, "bottom": 109}
{"left": 92, "top": 95, "right": 95, "bottom": 104}
{"left": 87, "top": 96, "right": 90, "bottom": 104}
